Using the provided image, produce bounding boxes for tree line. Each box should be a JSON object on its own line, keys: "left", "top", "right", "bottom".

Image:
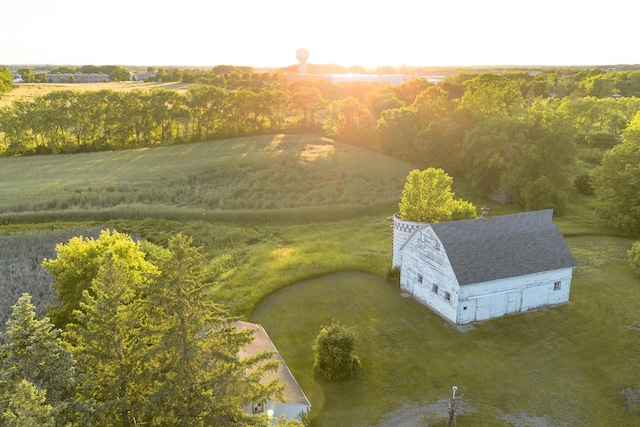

{"left": 3, "top": 67, "right": 640, "bottom": 233}
{"left": 0, "top": 230, "right": 303, "bottom": 426}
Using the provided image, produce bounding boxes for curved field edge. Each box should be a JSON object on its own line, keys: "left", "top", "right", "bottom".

{"left": 250, "top": 235, "right": 640, "bottom": 427}
{"left": 0, "top": 134, "right": 414, "bottom": 222}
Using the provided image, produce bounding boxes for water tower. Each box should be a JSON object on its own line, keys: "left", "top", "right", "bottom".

{"left": 296, "top": 48, "right": 310, "bottom": 75}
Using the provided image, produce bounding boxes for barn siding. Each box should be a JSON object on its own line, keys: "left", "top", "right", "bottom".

{"left": 392, "top": 215, "right": 426, "bottom": 268}
{"left": 399, "top": 225, "right": 459, "bottom": 323}
{"left": 246, "top": 399, "right": 309, "bottom": 424}
{"left": 268, "top": 401, "right": 310, "bottom": 422}
{"left": 396, "top": 211, "right": 575, "bottom": 324}
{"left": 457, "top": 267, "right": 573, "bottom": 323}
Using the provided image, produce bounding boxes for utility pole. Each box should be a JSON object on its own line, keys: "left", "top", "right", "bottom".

{"left": 446, "top": 386, "right": 457, "bottom": 427}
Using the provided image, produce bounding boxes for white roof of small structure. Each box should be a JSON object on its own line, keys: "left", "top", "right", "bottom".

{"left": 236, "top": 321, "right": 311, "bottom": 407}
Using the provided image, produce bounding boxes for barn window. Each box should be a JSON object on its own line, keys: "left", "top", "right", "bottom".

{"left": 252, "top": 400, "right": 265, "bottom": 413}
{"left": 417, "top": 274, "right": 423, "bottom": 284}
{"left": 445, "top": 291, "right": 451, "bottom": 301}
{"left": 553, "top": 281, "right": 561, "bottom": 291}
{"left": 432, "top": 284, "right": 438, "bottom": 294}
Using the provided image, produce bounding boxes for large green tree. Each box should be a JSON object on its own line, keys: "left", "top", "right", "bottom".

{"left": 43, "top": 229, "right": 159, "bottom": 329}
{"left": 461, "top": 102, "right": 575, "bottom": 209}
{"left": 459, "top": 74, "right": 524, "bottom": 119}
{"left": 0, "top": 294, "right": 82, "bottom": 426}
{"left": 0, "top": 67, "right": 13, "bottom": 97}
{"left": 592, "top": 111, "right": 640, "bottom": 235}
{"left": 323, "top": 97, "right": 375, "bottom": 148}
{"left": 143, "top": 234, "right": 280, "bottom": 426}
{"left": 2, "top": 379, "right": 55, "bottom": 427}
{"left": 65, "top": 255, "right": 151, "bottom": 426}
{"left": 398, "top": 168, "right": 476, "bottom": 223}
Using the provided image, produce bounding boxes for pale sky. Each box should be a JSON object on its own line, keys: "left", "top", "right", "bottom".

{"left": 3, "top": 0, "right": 638, "bottom": 69}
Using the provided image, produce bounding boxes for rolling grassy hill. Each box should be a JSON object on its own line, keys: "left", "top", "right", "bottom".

{"left": 0, "top": 134, "right": 415, "bottom": 223}
{"left": 1, "top": 133, "right": 638, "bottom": 425}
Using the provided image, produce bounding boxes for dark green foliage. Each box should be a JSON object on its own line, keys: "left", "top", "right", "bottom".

{"left": 628, "top": 241, "right": 640, "bottom": 277}
{"left": 313, "top": 321, "right": 362, "bottom": 381}
{"left": 143, "top": 234, "right": 281, "bottom": 426}
{"left": 385, "top": 266, "right": 401, "bottom": 286}
{"left": 586, "top": 132, "right": 620, "bottom": 149}
{"left": 55, "top": 232, "right": 280, "bottom": 426}
{"left": 574, "top": 173, "right": 594, "bottom": 195}
{"left": 461, "top": 102, "right": 575, "bottom": 210}
{"left": 0, "top": 67, "right": 13, "bottom": 97}
{"left": 0, "top": 294, "right": 85, "bottom": 426}
{"left": 592, "top": 112, "right": 640, "bottom": 235}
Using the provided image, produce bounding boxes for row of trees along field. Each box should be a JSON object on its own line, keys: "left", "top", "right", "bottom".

{"left": 0, "top": 230, "right": 303, "bottom": 427}
{"left": 3, "top": 67, "right": 640, "bottom": 230}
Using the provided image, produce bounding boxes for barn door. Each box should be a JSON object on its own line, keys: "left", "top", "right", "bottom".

{"left": 506, "top": 291, "right": 522, "bottom": 314}
{"left": 458, "top": 299, "right": 476, "bottom": 324}
{"left": 475, "top": 297, "right": 492, "bottom": 321}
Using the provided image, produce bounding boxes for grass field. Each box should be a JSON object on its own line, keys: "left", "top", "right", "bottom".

{"left": 0, "top": 81, "right": 192, "bottom": 107}
{"left": 0, "top": 134, "right": 414, "bottom": 223}
{"left": 251, "top": 234, "right": 640, "bottom": 426}
{"left": 0, "top": 133, "right": 638, "bottom": 425}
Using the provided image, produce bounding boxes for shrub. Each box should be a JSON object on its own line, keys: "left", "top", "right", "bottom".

{"left": 386, "top": 266, "right": 401, "bottom": 286}
{"left": 586, "top": 132, "right": 620, "bottom": 149}
{"left": 313, "top": 321, "right": 362, "bottom": 381}
{"left": 575, "top": 173, "right": 594, "bottom": 195}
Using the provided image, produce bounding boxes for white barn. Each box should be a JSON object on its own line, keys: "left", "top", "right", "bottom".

{"left": 236, "top": 321, "right": 311, "bottom": 424}
{"left": 393, "top": 209, "right": 576, "bottom": 324}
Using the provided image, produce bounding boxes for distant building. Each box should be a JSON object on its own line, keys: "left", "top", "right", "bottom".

{"left": 393, "top": 209, "right": 576, "bottom": 324}
{"left": 46, "top": 73, "right": 109, "bottom": 83}
{"left": 330, "top": 73, "right": 405, "bottom": 85}
{"left": 134, "top": 72, "right": 155, "bottom": 82}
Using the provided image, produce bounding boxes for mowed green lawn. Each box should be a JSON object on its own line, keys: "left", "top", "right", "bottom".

{"left": 251, "top": 235, "right": 640, "bottom": 426}
{"left": 0, "top": 134, "right": 414, "bottom": 222}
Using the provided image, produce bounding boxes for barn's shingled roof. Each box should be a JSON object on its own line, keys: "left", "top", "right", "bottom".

{"left": 429, "top": 209, "right": 576, "bottom": 286}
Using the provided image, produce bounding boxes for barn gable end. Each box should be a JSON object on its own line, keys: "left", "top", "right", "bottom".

{"left": 394, "top": 209, "right": 576, "bottom": 324}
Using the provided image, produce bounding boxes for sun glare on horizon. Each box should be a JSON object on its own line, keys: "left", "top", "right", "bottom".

{"left": 3, "top": 0, "right": 638, "bottom": 68}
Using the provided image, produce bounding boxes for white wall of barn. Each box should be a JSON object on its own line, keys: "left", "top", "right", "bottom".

{"left": 399, "top": 225, "right": 460, "bottom": 323}
{"left": 398, "top": 222, "right": 574, "bottom": 324}
{"left": 246, "top": 399, "right": 309, "bottom": 425}
{"left": 457, "top": 267, "right": 573, "bottom": 323}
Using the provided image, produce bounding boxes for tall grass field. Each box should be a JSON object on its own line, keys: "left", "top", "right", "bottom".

{"left": 0, "top": 134, "right": 414, "bottom": 223}
{"left": 0, "top": 134, "right": 638, "bottom": 425}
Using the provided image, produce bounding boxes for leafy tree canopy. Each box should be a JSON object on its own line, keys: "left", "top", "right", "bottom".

{"left": 592, "top": 111, "right": 640, "bottom": 235}
{"left": 459, "top": 74, "right": 524, "bottom": 119}
{"left": 42, "top": 229, "right": 159, "bottom": 329}
{"left": 398, "top": 168, "right": 476, "bottom": 223}
{"left": 0, "top": 66, "right": 13, "bottom": 96}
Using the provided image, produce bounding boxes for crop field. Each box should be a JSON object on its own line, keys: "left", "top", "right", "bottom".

{"left": 0, "top": 81, "right": 192, "bottom": 107}
{"left": 0, "top": 134, "right": 415, "bottom": 223}
{"left": 0, "top": 133, "right": 638, "bottom": 425}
